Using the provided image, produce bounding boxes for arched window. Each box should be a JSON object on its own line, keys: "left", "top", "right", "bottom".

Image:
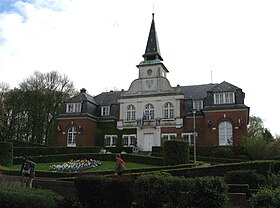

{"left": 67, "top": 126, "right": 77, "bottom": 147}
{"left": 126, "top": 105, "right": 136, "bottom": 121}
{"left": 163, "top": 102, "right": 174, "bottom": 119}
{"left": 219, "top": 121, "right": 233, "bottom": 145}
{"left": 144, "top": 104, "right": 154, "bottom": 119}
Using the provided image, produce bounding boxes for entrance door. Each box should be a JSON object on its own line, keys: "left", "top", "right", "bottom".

{"left": 143, "top": 133, "right": 155, "bottom": 151}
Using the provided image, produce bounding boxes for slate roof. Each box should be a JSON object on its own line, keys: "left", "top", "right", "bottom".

{"left": 94, "top": 91, "right": 122, "bottom": 105}
{"left": 66, "top": 92, "right": 96, "bottom": 105}
{"left": 142, "top": 13, "right": 163, "bottom": 61}
{"left": 181, "top": 83, "right": 217, "bottom": 99}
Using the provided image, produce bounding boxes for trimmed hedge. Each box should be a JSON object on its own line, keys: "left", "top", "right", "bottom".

{"left": 13, "top": 146, "right": 101, "bottom": 157}
{"left": 163, "top": 140, "right": 189, "bottom": 165}
{"left": 0, "top": 142, "right": 13, "bottom": 166}
{"left": 134, "top": 172, "right": 228, "bottom": 208}
{"left": 0, "top": 187, "right": 62, "bottom": 208}
{"left": 168, "top": 160, "right": 280, "bottom": 178}
{"left": 6, "top": 139, "right": 49, "bottom": 147}
{"left": 75, "top": 176, "right": 134, "bottom": 208}
{"left": 224, "top": 170, "right": 266, "bottom": 189}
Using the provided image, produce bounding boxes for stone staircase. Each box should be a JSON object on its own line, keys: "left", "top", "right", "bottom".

{"left": 228, "top": 184, "right": 252, "bottom": 208}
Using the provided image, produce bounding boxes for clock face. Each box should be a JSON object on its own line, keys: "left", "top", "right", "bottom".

{"left": 147, "top": 69, "right": 152, "bottom": 76}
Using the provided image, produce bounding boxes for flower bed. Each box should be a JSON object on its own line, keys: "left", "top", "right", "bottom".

{"left": 49, "top": 159, "right": 101, "bottom": 172}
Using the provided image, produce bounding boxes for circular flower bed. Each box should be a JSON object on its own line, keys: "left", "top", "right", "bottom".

{"left": 49, "top": 159, "right": 101, "bottom": 172}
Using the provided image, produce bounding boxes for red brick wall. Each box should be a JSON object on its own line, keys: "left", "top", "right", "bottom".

{"left": 182, "top": 109, "right": 248, "bottom": 146}
{"left": 57, "top": 118, "right": 97, "bottom": 147}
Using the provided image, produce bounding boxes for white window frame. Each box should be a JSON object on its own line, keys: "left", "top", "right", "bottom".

{"left": 162, "top": 133, "right": 177, "bottom": 142}
{"left": 66, "top": 103, "right": 82, "bottom": 113}
{"left": 122, "top": 134, "right": 137, "bottom": 146}
{"left": 126, "top": 105, "right": 136, "bottom": 121}
{"left": 144, "top": 103, "right": 154, "bottom": 120}
{"left": 219, "top": 121, "right": 233, "bottom": 146}
{"left": 67, "top": 126, "right": 77, "bottom": 147}
{"left": 101, "top": 106, "right": 110, "bottom": 116}
{"left": 163, "top": 102, "right": 174, "bottom": 119}
{"left": 104, "top": 135, "right": 117, "bottom": 147}
{"left": 214, "top": 92, "right": 235, "bottom": 104}
{"left": 192, "top": 100, "right": 203, "bottom": 110}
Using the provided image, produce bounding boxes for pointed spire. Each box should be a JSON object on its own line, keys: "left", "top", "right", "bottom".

{"left": 143, "top": 13, "right": 163, "bottom": 61}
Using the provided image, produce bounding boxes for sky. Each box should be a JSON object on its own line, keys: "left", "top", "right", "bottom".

{"left": 0, "top": 0, "right": 279, "bottom": 136}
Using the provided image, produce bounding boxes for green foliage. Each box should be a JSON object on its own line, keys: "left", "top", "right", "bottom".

{"left": 163, "top": 140, "right": 189, "bottom": 165}
{"left": 134, "top": 173, "right": 228, "bottom": 208}
{"left": 209, "top": 146, "right": 235, "bottom": 158}
{"left": 13, "top": 146, "right": 101, "bottom": 157}
{"left": 0, "top": 142, "right": 13, "bottom": 166}
{"left": 250, "top": 187, "right": 280, "bottom": 208}
{"left": 1, "top": 71, "right": 75, "bottom": 145}
{"left": 0, "top": 187, "right": 62, "bottom": 208}
{"left": 243, "top": 136, "right": 274, "bottom": 160}
{"left": 224, "top": 170, "right": 266, "bottom": 189}
{"left": 75, "top": 176, "right": 133, "bottom": 208}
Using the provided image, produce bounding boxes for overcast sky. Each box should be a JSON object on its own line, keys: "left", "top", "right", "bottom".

{"left": 0, "top": 0, "right": 279, "bottom": 136}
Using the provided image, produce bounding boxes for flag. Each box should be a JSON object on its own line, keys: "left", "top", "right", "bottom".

{"left": 147, "top": 114, "right": 151, "bottom": 126}
{"left": 141, "top": 112, "right": 145, "bottom": 127}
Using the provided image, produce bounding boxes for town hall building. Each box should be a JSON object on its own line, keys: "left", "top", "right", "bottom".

{"left": 56, "top": 14, "right": 249, "bottom": 151}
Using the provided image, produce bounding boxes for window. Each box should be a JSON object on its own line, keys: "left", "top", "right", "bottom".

{"left": 162, "top": 133, "right": 176, "bottom": 142}
{"left": 104, "top": 135, "right": 117, "bottom": 147}
{"left": 66, "top": 103, "right": 81, "bottom": 113}
{"left": 182, "top": 133, "right": 195, "bottom": 145}
{"left": 219, "top": 121, "right": 233, "bottom": 145}
{"left": 214, "top": 92, "right": 235, "bottom": 104}
{"left": 163, "top": 102, "right": 174, "bottom": 119}
{"left": 101, "top": 106, "right": 110, "bottom": 116}
{"left": 126, "top": 105, "right": 136, "bottom": 121}
{"left": 192, "top": 100, "right": 203, "bottom": 110}
{"left": 122, "top": 134, "right": 137, "bottom": 146}
{"left": 67, "top": 126, "right": 77, "bottom": 147}
{"left": 144, "top": 104, "right": 154, "bottom": 119}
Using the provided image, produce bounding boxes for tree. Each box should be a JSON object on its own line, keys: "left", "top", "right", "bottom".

{"left": 2, "top": 71, "right": 76, "bottom": 145}
{"left": 243, "top": 115, "right": 276, "bottom": 159}
{"left": 0, "top": 83, "right": 10, "bottom": 141}
{"left": 247, "top": 115, "right": 273, "bottom": 142}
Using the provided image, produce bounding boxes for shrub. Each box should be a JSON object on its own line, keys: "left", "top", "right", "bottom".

{"left": 209, "top": 146, "right": 234, "bottom": 158}
{"left": 0, "top": 187, "right": 62, "bottom": 208}
{"left": 224, "top": 170, "right": 266, "bottom": 189}
{"left": 250, "top": 187, "right": 280, "bottom": 208}
{"left": 163, "top": 140, "right": 189, "bottom": 165}
{"left": 0, "top": 142, "right": 13, "bottom": 166}
{"left": 75, "top": 176, "right": 133, "bottom": 208}
{"left": 134, "top": 173, "right": 228, "bottom": 208}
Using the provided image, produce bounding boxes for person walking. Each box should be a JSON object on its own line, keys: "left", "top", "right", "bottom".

{"left": 21, "top": 156, "right": 36, "bottom": 188}
{"left": 114, "top": 154, "right": 126, "bottom": 176}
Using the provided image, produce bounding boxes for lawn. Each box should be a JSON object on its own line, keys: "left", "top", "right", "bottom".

{"left": 7, "top": 161, "right": 158, "bottom": 173}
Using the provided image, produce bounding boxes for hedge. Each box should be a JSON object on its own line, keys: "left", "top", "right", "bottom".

{"left": 163, "top": 140, "right": 189, "bottom": 165}
{"left": 13, "top": 146, "right": 101, "bottom": 157}
{"left": 0, "top": 187, "right": 62, "bottom": 208}
{"left": 134, "top": 173, "right": 228, "bottom": 208}
{"left": 75, "top": 176, "right": 134, "bottom": 208}
{"left": 0, "top": 142, "right": 13, "bottom": 166}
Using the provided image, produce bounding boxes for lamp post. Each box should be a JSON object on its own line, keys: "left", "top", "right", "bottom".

{"left": 192, "top": 109, "right": 197, "bottom": 163}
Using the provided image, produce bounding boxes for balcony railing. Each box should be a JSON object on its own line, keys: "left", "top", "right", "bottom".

{"left": 117, "top": 117, "right": 183, "bottom": 129}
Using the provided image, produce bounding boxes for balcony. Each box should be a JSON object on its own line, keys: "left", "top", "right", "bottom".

{"left": 117, "top": 117, "right": 183, "bottom": 129}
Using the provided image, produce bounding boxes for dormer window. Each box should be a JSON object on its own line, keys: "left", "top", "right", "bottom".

{"left": 66, "top": 103, "right": 81, "bottom": 113}
{"left": 101, "top": 106, "right": 110, "bottom": 116}
{"left": 192, "top": 100, "right": 203, "bottom": 110}
{"left": 214, "top": 92, "right": 235, "bottom": 104}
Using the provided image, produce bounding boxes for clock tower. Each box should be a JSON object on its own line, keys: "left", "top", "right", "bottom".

{"left": 117, "top": 13, "right": 184, "bottom": 151}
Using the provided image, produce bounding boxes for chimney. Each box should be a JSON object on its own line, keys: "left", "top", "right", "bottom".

{"left": 80, "top": 88, "right": 87, "bottom": 93}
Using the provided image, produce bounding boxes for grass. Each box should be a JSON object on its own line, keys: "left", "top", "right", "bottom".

{"left": 6, "top": 161, "right": 158, "bottom": 173}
